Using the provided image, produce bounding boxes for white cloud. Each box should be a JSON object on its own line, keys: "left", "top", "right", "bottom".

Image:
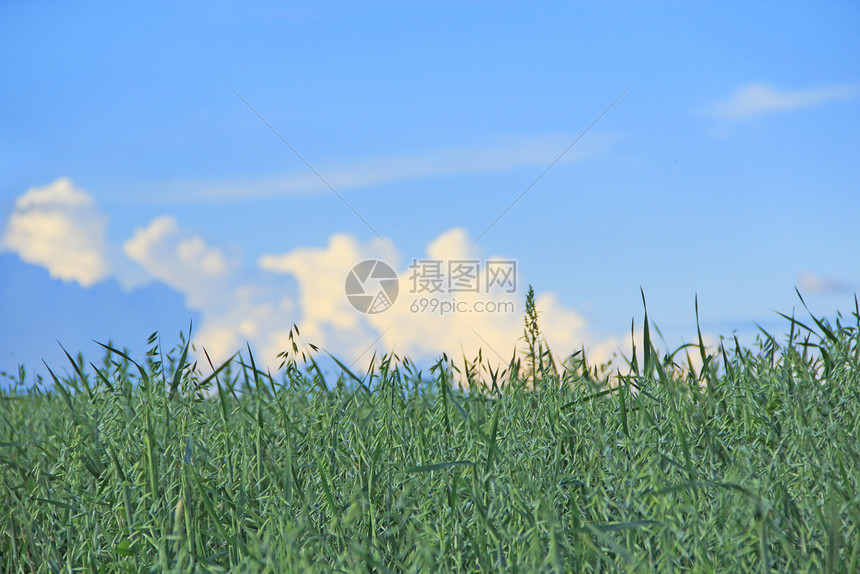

{"left": 1, "top": 177, "right": 109, "bottom": 287}
{"left": 192, "top": 283, "right": 299, "bottom": 368}
{"left": 258, "top": 227, "right": 618, "bottom": 376}
{"left": 379, "top": 229, "right": 611, "bottom": 369}
{"left": 259, "top": 233, "right": 394, "bottom": 363}
{"left": 138, "top": 132, "right": 617, "bottom": 204}
{"left": 122, "top": 215, "right": 306, "bottom": 368}
{"left": 2, "top": 179, "right": 629, "bottom": 380}
{"left": 123, "top": 216, "right": 236, "bottom": 309}
{"left": 706, "top": 82, "right": 860, "bottom": 121}
{"left": 797, "top": 272, "right": 853, "bottom": 295}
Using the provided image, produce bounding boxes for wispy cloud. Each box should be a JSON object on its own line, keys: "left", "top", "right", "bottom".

{"left": 797, "top": 272, "right": 853, "bottom": 295}
{"left": 706, "top": 82, "right": 860, "bottom": 121}
{"left": 137, "top": 132, "right": 617, "bottom": 204}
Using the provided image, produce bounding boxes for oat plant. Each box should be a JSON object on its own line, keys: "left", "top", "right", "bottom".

{"left": 1, "top": 294, "right": 858, "bottom": 572}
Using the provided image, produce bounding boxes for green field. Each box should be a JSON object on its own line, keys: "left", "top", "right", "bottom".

{"left": 2, "top": 293, "right": 858, "bottom": 572}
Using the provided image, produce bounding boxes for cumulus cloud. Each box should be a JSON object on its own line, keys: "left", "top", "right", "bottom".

{"left": 259, "top": 227, "right": 617, "bottom": 374}
{"left": 797, "top": 272, "right": 853, "bottom": 295}
{"left": 123, "top": 216, "right": 236, "bottom": 309}
{"left": 2, "top": 178, "right": 626, "bottom": 378}
{"left": 259, "top": 233, "right": 394, "bottom": 364}
{"left": 1, "top": 177, "right": 110, "bottom": 287}
{"left": 122, "top": 215, "right": 305, "bottom": 367}
{"left": 706, "top": 82, "right": 860, "bottom": 121}
{"left": 364, "top": 228, "right": 525, "bottom": 363}
{"left": 191, "top": 282, "right": 299, "bottom": 367}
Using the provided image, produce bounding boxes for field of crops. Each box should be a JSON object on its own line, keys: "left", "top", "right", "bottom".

{"left": 2, "top": 297, "right": 858, "bottom": 572}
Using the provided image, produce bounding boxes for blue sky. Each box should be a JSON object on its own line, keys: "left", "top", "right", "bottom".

{"left": 2, "top": 1, "right": 858, "bottom": 383}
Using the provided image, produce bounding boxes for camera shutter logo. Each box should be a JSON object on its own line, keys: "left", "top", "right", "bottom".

{"left": 345, "top": 260, "right": 399, "bottom": 314}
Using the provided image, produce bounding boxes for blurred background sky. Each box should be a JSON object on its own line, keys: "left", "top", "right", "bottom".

{"left": 2, "top": 1, "right": 858, "bottom": 383}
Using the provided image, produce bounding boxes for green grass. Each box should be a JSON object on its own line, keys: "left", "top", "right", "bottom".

{"left": 1, "top": 295, "right": 858, "bottom": 572}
